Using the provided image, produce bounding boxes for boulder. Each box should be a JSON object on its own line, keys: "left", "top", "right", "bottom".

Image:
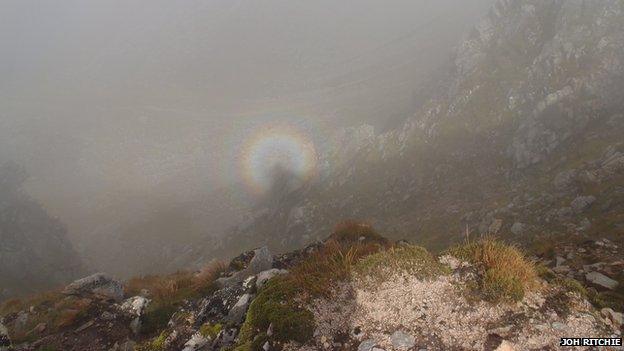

{"left": 358, "top": 340, "right": 378, "bottom": 351}
{"left": 256, "top": 269, "right": 289, "bottom": 289}
{"left": 585, "top": 272, "right": 618, "bottom": 290}
{"left": 390, "top": 331, "right": 415, "bottom": 350}
{"left": 216, "top": 247, "right": 273, "bottom": 288}
{"left": 63, "top": 273, "right": 124, "bottom": 301}
{"left": 570, "top": 196, "right": 596, "bottom": 213}
{"left": 226, "top": 293, "right": 253, "bottom": 324}
{"left": 120, "top": 296, "right": 150, "bottom": 317}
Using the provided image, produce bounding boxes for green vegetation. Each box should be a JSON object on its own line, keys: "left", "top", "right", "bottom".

{"left": 447, "top": 238, "right": 537, "bottom": 302}
{"left": 355, "top": 244, "right": 450, "bottom": 281}
{"left": 125, "top": 260, "right": 227, "bottom": 334}
{"left": 588, "top": 289, "right": 624, "bottom": 312}
{"left": 481, "top": 268, "right": 524, "bottom": 302}
{"left": 235, "top": 221, "right": 388, "bottom": 350}
{"left": 135, "top": 330, "right": 171, "bottom": 351}
{"left": 555, "top": 278, "right": 588, "bottom": 298}
{"left": 199, "top": 322, "right": 222, "bottom": 339}
{"left": 237, "top": 276, "right": 314, "bottom": 351}
{"left": 535, "top": 263, "right": 556, "bottom": 281}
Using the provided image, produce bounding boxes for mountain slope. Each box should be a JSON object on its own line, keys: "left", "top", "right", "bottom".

{"left": 1, "top": 227, "right": 620, "bottom": 350}
{"left": 208, "top": 0, "right": 624, "bottom": 259}
{"left": 0, "top": 162, "right": 84, "bottom": 300}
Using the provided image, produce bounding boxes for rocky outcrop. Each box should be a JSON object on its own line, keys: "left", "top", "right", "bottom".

{"left": 63, "top": 273, "right": 124, "bottom": 301}
{"left": 586, "top": 271, "right": 619, "bottom": 290}
{"left": 199, "top": 0, "right": 624, "bottom": 269}
{"left": 215, "top": 247, "right": 273, "bottom": 288}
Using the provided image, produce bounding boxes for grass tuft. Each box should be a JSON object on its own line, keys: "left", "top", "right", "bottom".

{"left": 447, "top": 238, "right": 537, "bottom": 302}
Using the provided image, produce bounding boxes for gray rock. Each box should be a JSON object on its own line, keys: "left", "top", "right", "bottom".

{"left": 390, "top": 331, "right": 416, "bottom": 350}
{"left": 0, "top": 322, "right": 11, "bottom": 349}
{"left": 120, "top": 296, "right": 150, "bottom": 317}
{"left": 510, "top": 222, "right": 526, "bottom": 235}
{"left": 216, "top": 247, "right": 273, "bottom": 288}
{"left": 601, "top": 308, "right": 623, "bottom": 328}
{"left": 256, "top": 269, "right": 289, "bottom": 289}
{"left": 129, "top": 317, "right": 141, "bottom": 335}
{"left": 553, "top": 265, "right": 570, "bottom": 274}
{"left": 226, "top": 293, "right": 253, "bottom": 324}
{"left": 586, "top": 272, "right": 619, "bottom": 290}
{"left": 570, "top": 196, "right": 596, "bottom": 213}
{"left": 358, "top": 340, "right": 378, "bottom": 351}
{"left": 182, "top": 333, "right": 210, "bottom": 351}
{"left": 551, "top": 322, "right": 566, "bottom": 330}
{"left": 555, "top": 256, "right": 566, "bottom": 267}
{"left": 63, "top": 273, "right": 124, "bottom": 301}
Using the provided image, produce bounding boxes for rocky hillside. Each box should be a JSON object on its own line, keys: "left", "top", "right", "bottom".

{"left": 0, "top": 161, "right": 84, "bottom": 300}
{"left": 1, "top": 223, "right": 621, "bottom": 351}
{"left": 201, "top": 0, "right": 624, "bottom": 270}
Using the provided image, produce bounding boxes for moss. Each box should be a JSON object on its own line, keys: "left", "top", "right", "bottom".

{"left": 236, "top": 276, "right": 314, "bottom": 350}
{"left": 135, "top": 330, "right": 170, "bottom": 351}
{"left": 199, "top": 322, "right": 222, "bottom": 339}
{"left": 555, "top": 278, "right": 587, "bottom": 298}
{"left": 355, "top": 245, "right": 450, "bottom": 281}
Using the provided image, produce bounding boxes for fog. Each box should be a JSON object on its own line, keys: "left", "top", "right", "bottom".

{"left": 0, "top": 0, "right": 492, "bottom": 276}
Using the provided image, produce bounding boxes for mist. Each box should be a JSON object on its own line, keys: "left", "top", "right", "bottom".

{"left": 1, "top": 0, "right": 492, "bottom": 277}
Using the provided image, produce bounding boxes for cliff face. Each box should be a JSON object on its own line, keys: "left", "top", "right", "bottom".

{"left": 0, "top": 162, "right": 83, "bottom": 300}
{"left": 211, "top": 0, "right": 624, "bottom": 256}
